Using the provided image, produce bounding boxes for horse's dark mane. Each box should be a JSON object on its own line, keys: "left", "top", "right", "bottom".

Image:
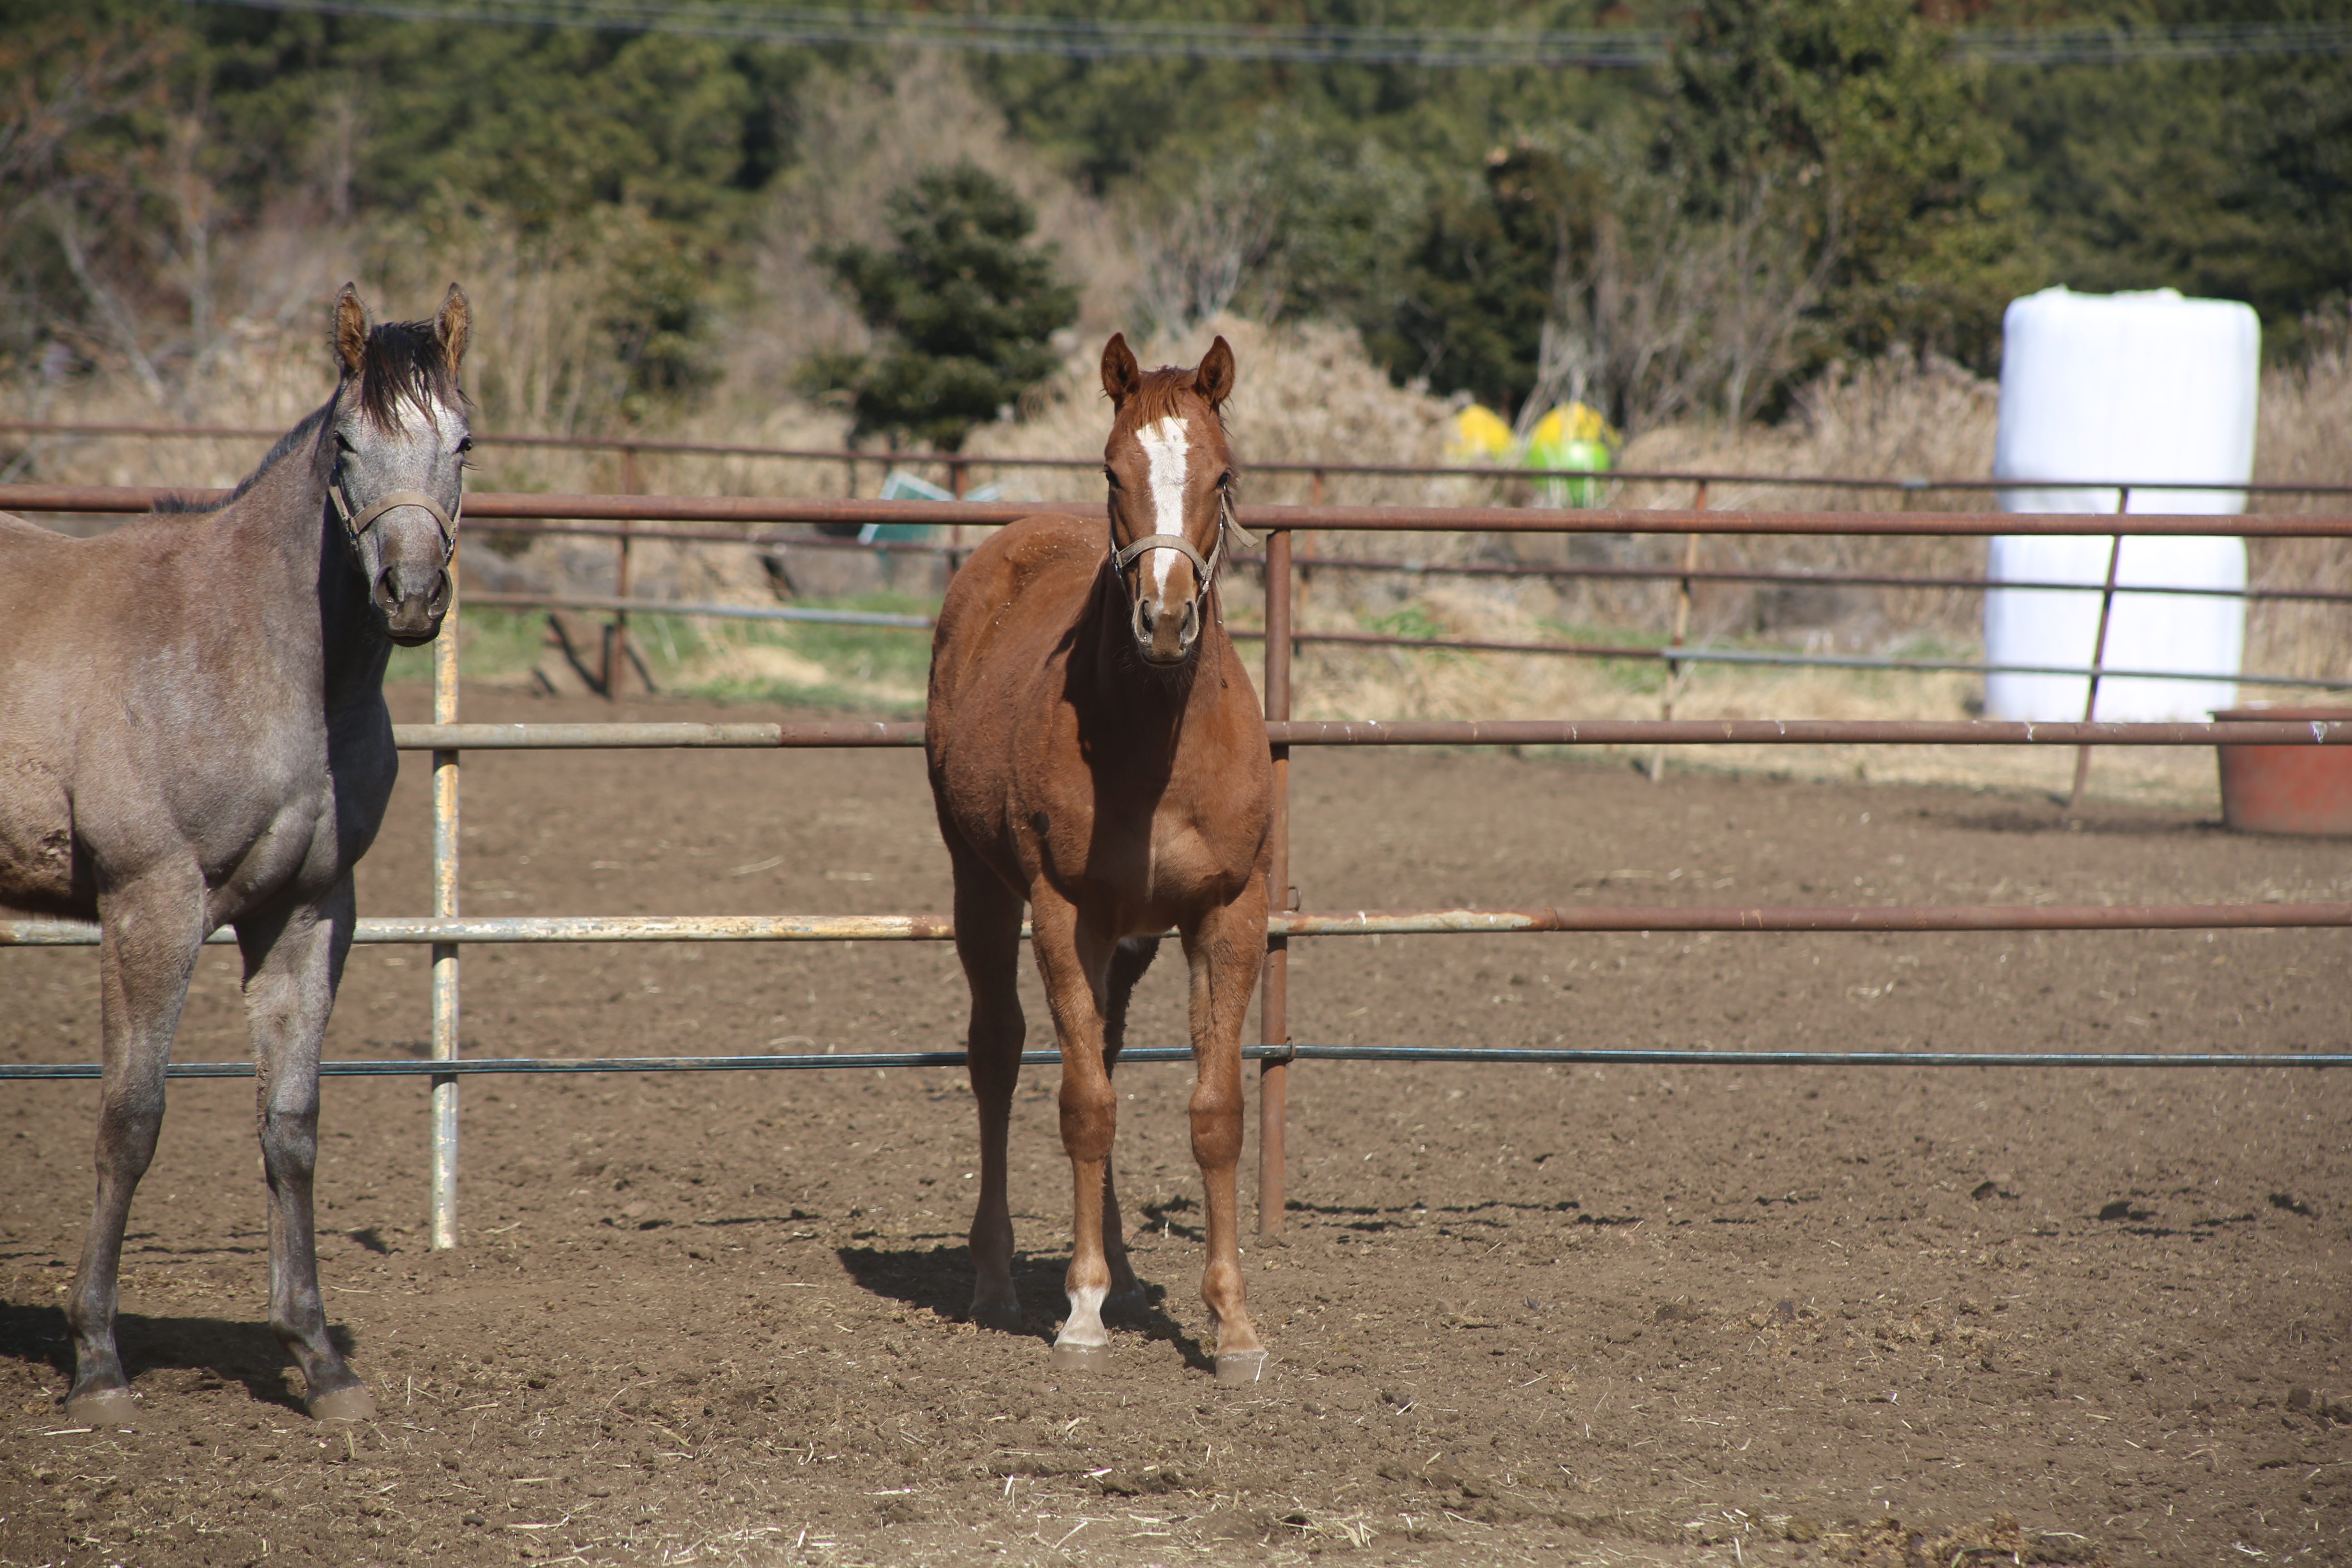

{"left": 152, "top": 316, "right": 462, "bottom": 516}
{"left": 151, "top": 402, "right": 333, "bottom": 515}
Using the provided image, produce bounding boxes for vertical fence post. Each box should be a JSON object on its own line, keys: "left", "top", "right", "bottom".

{"left": 428, "top": 566, "right": 462, "bottom": 1249}
{"left": 948, "top": 457, "right": 967, "bottom": 565}
{"left": 1650, "top": 482, "right": 1706, "bottom": 782}
{"left": 2068, "top": 486, "right": 2130, "bottom": 809}
{"left": 1258, "top": 527, "right": 1294, "bottom": 1239}
{"left": 604, "top": 445, "right": 638, "bottom": 700}
{"left": 1296, "top": 468, "right": 1323, "bottom": 626}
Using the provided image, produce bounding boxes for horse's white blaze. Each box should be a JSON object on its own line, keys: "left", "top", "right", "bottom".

{"left": 1136, "top": 414, "right": 1191, "bottom": 600}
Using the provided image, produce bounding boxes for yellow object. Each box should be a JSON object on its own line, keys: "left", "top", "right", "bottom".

{"left": 1524, "top": 401, "right": 1617, "bottom": 508}
{"left": 1449, "top": 403, "right": 1514, "bottom": 460}
{"left": 1527, "top": 401, "right": 1617, "bottom": 453}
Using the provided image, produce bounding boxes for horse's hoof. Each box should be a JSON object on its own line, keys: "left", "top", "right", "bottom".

{"left": 1049, "top": 1341, "right": 1113, "bottom": 1374}
{"left": 64, "top": 1386, "right": 138, "bottom": 1427}
{"left": 1214, "top": 1351, "right": 1268, "bottom": 1386}
{"left": 971, "top": 1301, "right": 1025, "bottom": 1334}
{"left": 307, "top": 1383, "right": 378, "bottom": 1422}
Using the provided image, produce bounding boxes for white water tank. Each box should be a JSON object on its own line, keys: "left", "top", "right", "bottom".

{"left": 1983, "top": 287, "right": 2259, "bottom": 722}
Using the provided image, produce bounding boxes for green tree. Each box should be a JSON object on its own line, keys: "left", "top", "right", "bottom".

{"left": 806, "top": 162, "right": 1079, "bottom": 451}
{"left": 1983, "top": 0, "right": 2352, "bottom": 359}
{"left": 1664, "top": 0, "right": 2029, "bottom": 390}
{"left": 1365, "top": 147, "right": 1581, "bottom": 419}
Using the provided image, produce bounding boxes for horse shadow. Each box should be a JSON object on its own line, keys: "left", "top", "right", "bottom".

{"left": 0, "top": 1300, "right": 350, "bottom": 1415}
{"left": 834, "top": 1242, "right": 1213, "bottom": 1373}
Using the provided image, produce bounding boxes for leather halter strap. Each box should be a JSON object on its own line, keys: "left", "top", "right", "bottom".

{"left": 1109, "top": 490, "right": 1254, "bottom": 595}
{"left": 330, "top": 475, "right": 461, "bottom": 566}
{"left": 1113, "top": 527, "right": 1215, "bottom": 580}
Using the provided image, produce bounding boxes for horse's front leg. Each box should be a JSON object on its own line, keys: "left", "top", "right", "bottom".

{"left": 238, "top": 879, "right": 374, "bottom": 1420}
{"left": 948, "top": 839, "right": 1028, "bottom": 1332}
{"left": 1183, "top": 881, "right": 1269, "bottom": 1384}
{"left": 65, "top": 869, "right": 206, "bottom": 1425}
{"left": 1030, "top": 892, "right": 1119, "bottom": 1372}
{"left": 1098, "top": 934, "right": 1160, "bottom": 1316}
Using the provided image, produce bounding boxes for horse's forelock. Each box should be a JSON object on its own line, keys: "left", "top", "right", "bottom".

{"left": 1112, "top": 367, "right": 1226, "bottom": 443}
{"left": 354, "top": 318, "right": 463, "bottom": 430}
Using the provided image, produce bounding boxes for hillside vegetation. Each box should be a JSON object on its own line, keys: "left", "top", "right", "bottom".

{"left": 7, "top": 0, "right": 2349, "bottom": 442}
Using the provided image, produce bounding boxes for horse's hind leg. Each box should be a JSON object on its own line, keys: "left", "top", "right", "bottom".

{"left": 950, "top": 841, "right": 1028, "bottom": 1333}
{"left": 238, "top": 880, "right": 373, "bottom": 1421}
{"left": 64, "top": 874, "right": 205, "bottom": 1425}
{"left": 1099, "top": 935, "right": 1159, "bottom": 1313}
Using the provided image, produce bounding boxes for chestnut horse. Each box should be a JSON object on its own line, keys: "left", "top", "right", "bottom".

{"left": 926, "top": 334, "right": 1274, "bottom": 1383}
{"left": 0, "top": 285, "right": 470, "bottom": 1423}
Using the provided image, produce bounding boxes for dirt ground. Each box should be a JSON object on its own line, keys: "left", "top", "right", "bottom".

{"left": 4, "top": 686, "right": 2349, "bottom": 1568}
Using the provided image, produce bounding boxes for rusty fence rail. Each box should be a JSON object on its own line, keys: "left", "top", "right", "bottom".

{"left": 17, "top": 485, "right": 2352, "bottom": 535}
{"left": 8, "top": 898, "right": 2352, "bottom": 950}
{"left": 12, "top": 417, "right": 2352, "bottom": 497}
{"left": 310, "top": 512, "right": 2352, "bottom": 607}
{"left": 7, "top": 486, "right": 2350, "bottom": 1247}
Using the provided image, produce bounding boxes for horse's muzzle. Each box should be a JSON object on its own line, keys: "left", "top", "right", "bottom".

{"left": 1132, "top": 591, "right": 1200, "bottom": 665}
{"left": 376, "top": 566, "right": 452, "bottom": 646}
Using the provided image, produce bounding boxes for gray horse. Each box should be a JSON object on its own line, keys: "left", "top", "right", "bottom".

{"left": 0, "top": 284, "right": 470, "bottom": 1424}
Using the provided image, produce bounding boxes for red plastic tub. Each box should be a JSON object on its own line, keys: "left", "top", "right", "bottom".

{"left": 2213, "top": 705, "right": 2352, "bottom": 836}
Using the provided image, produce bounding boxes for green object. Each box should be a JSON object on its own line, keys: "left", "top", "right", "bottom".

{"left": 803, "top": 163, "right": 1079, "bottom": 454}
{"left": 1526, "top": 436, "right": 1611, "bottom": 510}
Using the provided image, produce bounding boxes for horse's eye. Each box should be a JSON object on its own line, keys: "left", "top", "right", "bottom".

{"left": 457, "top": 436, "right": 474, "bottom": 455}
{"left": 1102, "top": 467, "right": 1120, "bottom": 488}
{"left": 334, "top": 431, "right": 355, "bottom": 453}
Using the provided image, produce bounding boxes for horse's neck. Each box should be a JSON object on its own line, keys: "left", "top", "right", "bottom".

{"left": 225, "top": 442, "right": 390, "bottom": 705}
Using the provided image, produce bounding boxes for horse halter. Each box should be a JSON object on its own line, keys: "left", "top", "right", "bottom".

{"left": 1109, "top": 487, "right": 1255, "bottom": 602}
{"left": 329, "top": 461, "right": 461, "bottom": 570}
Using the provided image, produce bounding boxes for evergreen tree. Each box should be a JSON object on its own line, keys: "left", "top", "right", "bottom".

{"left": 806, "top": 163, "right": 1079, "bottom": 451}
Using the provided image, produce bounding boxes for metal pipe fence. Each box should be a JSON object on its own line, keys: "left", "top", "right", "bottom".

{"left": 9, "top": 418, "right": 2352, "bottom": 497}
{"left": 10, "top": 898, "right": 2352, "bottom": 950}
{"left": 6, "top": 484, "right": 2348, "bottom": 1247}
{"left": 15, "top": 485, "right": 2350, "bottom": 696}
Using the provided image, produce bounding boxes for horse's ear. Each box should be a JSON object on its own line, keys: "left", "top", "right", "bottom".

{"left": 435, "top": 283, "right": 470, "bottom": 375}
{"left": 1100, "top": 333, "right": 1141, "bottom": 405}
{"left": 1194, "top": 335, "right": 1236, "bottom": 410}
{"left": 332, "top": 284, "right": 372, "bottom": 379}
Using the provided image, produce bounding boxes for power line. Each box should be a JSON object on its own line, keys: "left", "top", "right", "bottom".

{"left": 183, "top": 0, "right": 2352, "bottom": 68}
{"left": 187, "top": 0, "right": 1675, "bottom": 66}
{"left": 1953, "top": 20, "right": 2352, "bottom": 64}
